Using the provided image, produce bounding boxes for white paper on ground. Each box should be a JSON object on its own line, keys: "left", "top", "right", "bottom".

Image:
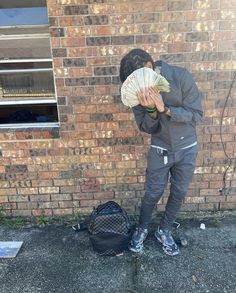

{"left": 0, "top": 241, "right": 23, "bottom": 258}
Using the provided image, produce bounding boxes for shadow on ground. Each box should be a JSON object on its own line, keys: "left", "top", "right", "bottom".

{"left": 0, "top": 212, "right": 236, "bottom": 293}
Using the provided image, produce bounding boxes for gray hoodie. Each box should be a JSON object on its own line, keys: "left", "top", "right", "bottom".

{"left": 132, "top": 61, "right": 203, "bottom": 151}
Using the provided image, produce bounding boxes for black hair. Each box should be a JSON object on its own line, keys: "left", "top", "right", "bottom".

{"left": 119, "top": 49, "right": 155, "bottom": 83}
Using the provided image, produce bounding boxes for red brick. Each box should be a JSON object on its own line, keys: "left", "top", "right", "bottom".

{"left": 74, "top": 104, "right": 97, "bottom": 113}
{"left": 220, "top": 202, "right": 236, "bottom": 210}
{"left": 38, "top": 187, "right": 59, "bottom": 194}
{"left": 117, "top": 176, "right": 138, "bottom": 184}
{"left": 168, "top": 43, "right": 192, "bottom": 53}
{"left": 32, "top": 209, "right": 52, "bottom": 217}
{"left": 227, "top": 196, "right": 236, "bottom": 202}
{"left": 185, "top": 197, "right": 205, "bottom": 204}
{"left": 192, "top": 62, "right": 216, "bottom": 71}
{"left": 200, "top": 189, "right": 220, "bottom": 196}
{"left": 53, "top": 208, "right": 73, "bottom": 215}
{"left": 93, "top": 192, "right": 114, "bottom": 200}
{"left": 61, "top": 37, "right": 85, "bottom": 47}
{"left": 0, "top": 188, "right": 16, "bottom": 196}
{"left": 205, "top": 196, "right": 226, "bottom": 203}
{"left": 48, "top": 6, "right": 63, "bottom": 17}
{"left": 192, "top": 42, "right": 217, "bottom": 52}
{"left": 0, "top": 181, "right": 10, "bottom": 188}
{"left": 59, "top": 201, "right": 73, "bottom": 208}
{"left": 81, "top": 183, "right": 100, "bottom": 193}
{"left": 0, "top": 196, "right": 8, "bottom": 203}
{"left": 70, "top": 131, "right": 93, "bottom": 139}
{"left": 17, "top": 188, "right": 38, "bottom": 195}
{"left": 143, "top": 23, "right": 168, "bottom": 34}
{"left": 99, "top": 154, "right": 120, "bottom": 162}
{"left": 31, "top": 180, "right": 53, "bottom": 187}
{"left": 17, "top": 202, "right": 38, "bottom": 209}
{"left": 220, "top": 0, "right": 236, "bottom": 9}
{"left": 193, "top": 0, "right": 219, "bottom": 10}
{"left": 12, "top": 210, "right": 32, "bottom": 217}
{"left": 30, "top": 194, "right": 51, "bottom": 202}
{"left": 210, "top": 31, "right": 234, "bottom": 41}
{"left": 79, "top": 200, "right": 100, "bottom": 207}
{"left": 68, "top": 67, "right": 92, "bottom": 77}
{"left": 38, "top": 202, "right": 59, "bottom": 209}
{"left": 198, "top": 203, "right": 219, "bottom": 211}
{"left": 92, "top": 130, "right": 114, "bottom": 139}
{"left": 186, "top": 10, "right": 217, "bottom": 21}
{"left": 73, "top": 193, "right": 93, "bottom": 200}
{"left": 220, "top": 10, "right": 236, "bottom": 20}
{"left": 92, "top": 26, "right": 116, "bottom": 35}
{"left": 60, "top": 186, "right": 81, "bottom": 193}
{"left": 90, "top": 4, "right": 115, "bottom": 14}
{"left": 115, "top": 161, "right": 137, "bottom": 169}
{"left": 8, "top": 195, "right": 28, "bottom": 202}
{"left": 74, "top": 207, "right": 93, "bottom": 214}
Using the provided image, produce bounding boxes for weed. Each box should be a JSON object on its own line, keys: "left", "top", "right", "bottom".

{"left": 130, "top": 214, "right": 139, "bottom": 225}
{"left": 36, "top": 209, "right": 50, "bottom": 227}
{"left": 70, "top": 212, "right": 87, "bottom": 225}
{"left": 0, "top": 210, "right": 6, "bottom": 224}
{"left": 13, "top": 216, "right": 27, "bottom": 227}
{"left": 0, "top": 210, "right": 28, "bottom": 228}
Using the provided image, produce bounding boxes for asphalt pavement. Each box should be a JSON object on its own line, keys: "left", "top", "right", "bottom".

{"left": 0, "top": 211, "right": 236, "bottom": 293}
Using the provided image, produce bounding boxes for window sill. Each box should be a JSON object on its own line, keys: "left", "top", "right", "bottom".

{"left": 0, "top": 122, "right": 60, "bottom": 140}
{"left": 0, "top": 99, "right": 56, "bottom": 105}
{"left": 0, "top": 122, "right": 59, "bottom": 129}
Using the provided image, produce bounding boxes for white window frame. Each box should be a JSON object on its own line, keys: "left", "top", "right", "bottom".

{"left": 0, "top": 1, "right": 59, "bottom": 128}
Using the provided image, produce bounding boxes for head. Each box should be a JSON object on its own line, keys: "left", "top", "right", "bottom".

{"left": 119, "top": 49, "right": 155, "bottom": 83}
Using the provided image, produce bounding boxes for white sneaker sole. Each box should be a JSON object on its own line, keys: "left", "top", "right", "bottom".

{"left": 128, "top": 244, "right": 143, "bottom": 253}
{"left": 155, "top": 233, "right": 180, "bottom": 256}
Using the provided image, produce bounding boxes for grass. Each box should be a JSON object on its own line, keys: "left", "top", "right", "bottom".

{"left": 69, "top": 212, "right": 87, "bottom": 225}
{"left": 0, "top": 210, "right": 6, "bottom": 224}
{"left": 0, "top": 208, "right": 50, "bottom": 228}
{"left": 0, "top": 212, "right": 27, "bottom": 228}
{"left": 35, "top": 209, "right": 50, "bottom": 227}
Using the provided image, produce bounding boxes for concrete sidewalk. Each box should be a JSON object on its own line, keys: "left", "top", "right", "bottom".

{"left": 0, "top": 212, "right": 236, "bottom": 293}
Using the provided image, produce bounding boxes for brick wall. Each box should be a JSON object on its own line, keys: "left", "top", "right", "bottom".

{"left": 0, "top": 0, "right": 236, "bottom": 217}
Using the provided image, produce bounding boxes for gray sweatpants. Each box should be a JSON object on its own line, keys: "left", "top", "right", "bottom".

{"left": 139, "top": 144, "right": 198, "bottom": 231}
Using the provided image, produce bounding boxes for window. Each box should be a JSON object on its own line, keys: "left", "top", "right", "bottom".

{"left": 0, "top": 0, "right": 58, "bottom": 127}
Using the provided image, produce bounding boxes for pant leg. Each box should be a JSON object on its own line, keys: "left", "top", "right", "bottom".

{"left": 159, "top": 145, "right": 198, "bottom": 230}
{"left": 139, "top": 147, "right": 172, "bottom": 229}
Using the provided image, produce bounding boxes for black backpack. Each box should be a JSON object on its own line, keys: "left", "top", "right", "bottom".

{"left": 73, "top": 201, "right": 132, "bottom": 256}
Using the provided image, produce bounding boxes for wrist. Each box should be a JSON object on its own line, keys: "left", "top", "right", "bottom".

{"left": 146, "top": 107, "right": 157, "bottom": 113}
{"left": 147, "top": 111, "right": 158, "bottom": 119}
{"left": 159, "top": 106, "right": 170, "bottom": 114}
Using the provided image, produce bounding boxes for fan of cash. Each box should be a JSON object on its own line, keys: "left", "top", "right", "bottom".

{"left": 121, "top": 67, "right": 170, "bottom": 108}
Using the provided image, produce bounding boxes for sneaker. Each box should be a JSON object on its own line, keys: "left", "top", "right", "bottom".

{"left": 155, "top": 227, "right": 180, "bottom": 256}
{"left": 129, "top": 227, "right": 148, "bottom": 253}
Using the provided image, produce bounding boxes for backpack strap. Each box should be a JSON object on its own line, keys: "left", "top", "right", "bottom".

{"left": 72, "top": 221, "right": 88, "bottom": 232}
{"left": 95, "top": 201, "right": 122, "bottom": 213}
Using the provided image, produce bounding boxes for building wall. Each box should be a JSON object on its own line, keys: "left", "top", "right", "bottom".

{"left": 0, "top": 0, "right": 236, "bottom": 217}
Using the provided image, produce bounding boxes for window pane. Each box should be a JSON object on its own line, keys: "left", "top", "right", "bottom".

{"left": 0, "top": 38, "right": 51, "bottom": 60}
{"left": 0, "top": 61, "right": 53, "bottom": 70}
{"left": 0, "top": 71, "right": 55, "bottom": 99}
{"left": 0, "top": 104, "right": 58, "bottom": 124}
{"left": 0, "top": 0, "right": 47, "bottom": 8}
{"left": 0, "top": 7, "right": 48, "bottom": 26}
{"left": 0, "top": 26, "right": 49, "bottom": 35}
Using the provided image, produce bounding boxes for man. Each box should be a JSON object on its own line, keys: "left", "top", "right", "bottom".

{"left": 119, "top": 49, "right": 203, "bottom": 256}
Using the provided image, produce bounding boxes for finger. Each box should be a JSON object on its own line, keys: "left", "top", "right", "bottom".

{"left": 149, "top": 87, "right": 160, "bottom": 96}
{"left": 149, "top": 92, "right": 164, "bottom": 111}
{"left": 137, "top": 91, "right": 147, "bottom": 106}
{"left": 150, "top": 91, "right": 163, "bottom": 103}
{"left": 148, "top": 89, "right": 160, "bottom": 102}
